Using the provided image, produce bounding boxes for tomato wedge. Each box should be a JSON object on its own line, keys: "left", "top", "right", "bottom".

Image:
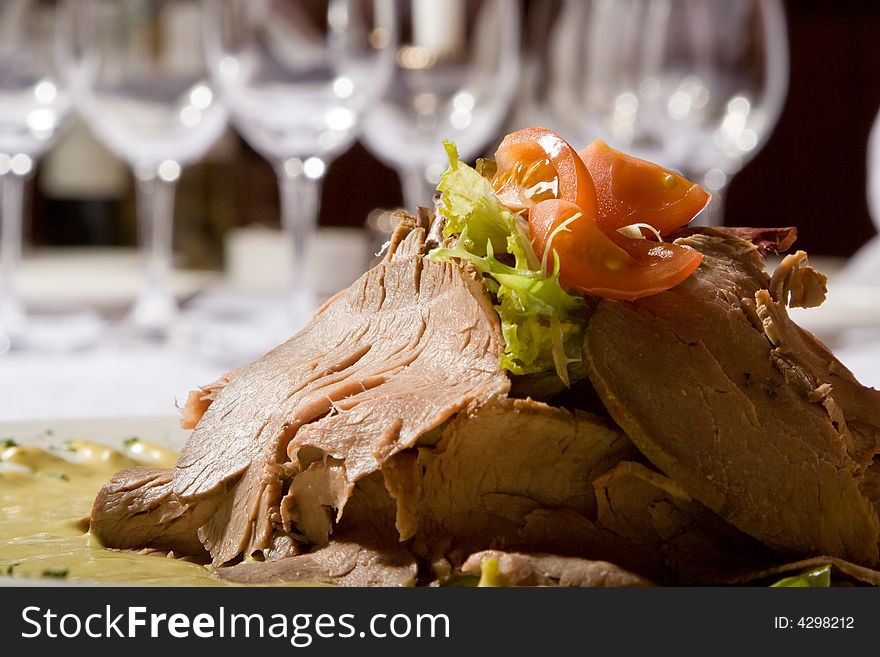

{"left": 578, "top": 140, "right": 710, "bottom": 235}
{"left": 492, "top": 127, "right": 598, "bottom": 218}
{"left": 528, "top": 199, "right": 704, "bottom": 301}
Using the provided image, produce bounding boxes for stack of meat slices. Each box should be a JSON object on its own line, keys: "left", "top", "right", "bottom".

{"left": 90, "top": 215, "right": 880, "bottom": 586}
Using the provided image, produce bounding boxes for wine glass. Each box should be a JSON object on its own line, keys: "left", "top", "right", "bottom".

{"left": 0, "top": 0, "right": 102, "bottom": 353}
{"left": 203, "top": 0, "right": 397, "bottom": 324}
{"left": 61, "top": 0, "right": 228, "bottom": 339}
{"left": 548, "top": 0, "right": 789, "bottom": 225}
{"left": 360, "top": 0, "right": 521, "bottom": 213}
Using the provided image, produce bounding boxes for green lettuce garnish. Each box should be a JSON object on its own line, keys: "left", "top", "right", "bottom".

{"left": 428, "top": 142, "right": 587, "bottom": 385}
{"left": 477, "top": 556, "right": 503, "bottom": 587}
{"left": 770, "top": 564, "right": 832, "bottom": 587}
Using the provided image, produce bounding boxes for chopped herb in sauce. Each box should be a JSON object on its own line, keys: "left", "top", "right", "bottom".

{"left": 1, "top": 439, "right": 19, "bottom": 449}
{"left": 39, "top": 471, "right": 70, "bottom": 482}
{"left": 123, "top": 437, "right": 140, "bottom": 448}
{"left": 41, "top": 568, "right": 69, "bottom": 579}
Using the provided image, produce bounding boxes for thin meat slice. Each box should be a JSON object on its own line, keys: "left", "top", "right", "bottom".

{"left": 723, "top": 556, "right": 880, "bottom": 586}
{"left": 594, "top": 461, "right": 777, "bottom": 583}
{"left": 253, "top": 398, "right": 637, "bottom": 582}
{"left": 584, "top": 229, "right": 880, "bottom": 566}
{"left": 217, "top": 541, "right": 418, "bottom": 586}
{"left": 219, "top": 472, "right": 418, "bottom": 586}
{"left": 461, "top": 550, "right": 652, "bottom": 587}
{"left": 758, "top": 251, "right": 880, "bottom": 469}
{"left": 178, "top": 371, "right": 235, "bottom": 430}
{"left": 414, "top": 398, "right": 636, "bottom": 569}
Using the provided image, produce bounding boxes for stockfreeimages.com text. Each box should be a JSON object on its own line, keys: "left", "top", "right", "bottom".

{"left": 21, "top": 605, "right": 451, "bottom": 646}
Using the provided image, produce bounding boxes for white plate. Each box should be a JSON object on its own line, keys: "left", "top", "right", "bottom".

{"left": 0, "top": 415, "right": 187, "bottom": 451}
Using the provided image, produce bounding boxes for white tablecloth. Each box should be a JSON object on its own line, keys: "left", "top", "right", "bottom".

{"left": 1, "top": 227, "right": 373, "bottom": 422}
{"left": 3, "top": 246, "right": 880, "bottom": 423}
{"left": 0, "top": 344, "right": 226, "bottom": 421}
{"left": 3, "top": 325, "right": 880, "bottom": 423}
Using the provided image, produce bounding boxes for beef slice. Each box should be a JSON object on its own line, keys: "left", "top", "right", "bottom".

{"left": 584, "top": 229, "right": 880, "bottom": 566}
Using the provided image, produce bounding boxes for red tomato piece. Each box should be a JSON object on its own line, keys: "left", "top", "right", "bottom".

{"left": 579, "top": 140, "right": 710, "bottom": 235}
{"left": 492, "top": 127, "right": 598, "bottom": 218}
{"left": 528, "top": 198, "right": 704, "bottom": 301}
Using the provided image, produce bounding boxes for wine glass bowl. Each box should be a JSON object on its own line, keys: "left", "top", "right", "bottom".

{"left": 63, "top": 0, "right": 228, "bottom": 338}
{"left": 76, "top": 79, "right": 227, "bottom": 172}
{"left": 548, "top": 0, "right": 789, "bottom": 225}
{"left": 67, "top": 0, "right": 228, "bottom": 170}
{"left": 0, "top": 1, "right": 73, "bottom": 158}
{"left": 360, "top": 0, "right": 521, "bottom": 212}
{"left": 205, "top": 0, "right": 393, "bottom": 164}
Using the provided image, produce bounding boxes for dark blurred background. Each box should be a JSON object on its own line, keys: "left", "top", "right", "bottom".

{"left": 29, "top": 0, "right": 880, "bottom": 267}
{"left": 726, "top": 0, "right": 880, "bottom": 257}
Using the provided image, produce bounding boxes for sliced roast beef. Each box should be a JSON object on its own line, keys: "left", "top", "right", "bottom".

{"left": 92, "top": 216, "right": 510, "bottom": 567}
{"left": 584, "top": 229, "right": 880, "bottom": 566}
{"left": 219, "top": 471, "right": 418, "bottom": 586}
{"left": 226, "top": 397, "right": 639, "bottom": 583}
{"left": 413, "top": 398, "right": 637, "bottom": 570}
{"left": 460, "top": 550, "right": 652, "bottom": 587}
{"left": 179, "top": 371, "right": 235, "bottom": 430}
{"left": 217, "top": 540, "right": 417, "bottom": 586}
{"left": 91, "top": 218, "right": 880, "bottom": 586}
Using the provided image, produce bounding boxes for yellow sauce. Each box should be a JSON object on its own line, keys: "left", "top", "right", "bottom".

{"left": 0, "top": 437, "right": 231, "bottom": 586}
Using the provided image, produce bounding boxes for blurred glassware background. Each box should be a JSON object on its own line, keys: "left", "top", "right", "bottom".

{"left": 62, "top": 0, "right": 228, "bottom": 340}
{"left": 11, "top": 2, "right": 880, "bottom": 270}
{"left": 180, "top": 0, "right": 398, "bottom": 364}
{"left": 839, "top": 109, "right": 880, "bottom": 286}
{"left": 0, "top": 0, "right": 102, "bottom": 353}
{"left": 547, "top": 0, "right": 789, "bottom": 226}
{"left": 5, "top": 0, "right": 880, "bottom": 420}
{"left": 360, "top": 0, "right": 520, "bottom": 211}
{"left": 503, "top": 0, "right": 565, "bottom": 135}
{"left": 204, "top": 0, "right": 396, "bottom": 319}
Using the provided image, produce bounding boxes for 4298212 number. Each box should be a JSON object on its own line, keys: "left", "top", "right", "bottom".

{"left": 774, "top": 616, "right": 854, "bottom": 629}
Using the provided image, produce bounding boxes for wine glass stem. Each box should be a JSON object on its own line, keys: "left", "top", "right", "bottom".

{"left": 277, "top": 165, "right": 323, "bottom": 317}
{"left": 0, "top": 171, "right": 27, "bottom": 333}
{"left": 399, "top": 167, "right": 436, "bottom": 214}
{"left": 689, "top": 171, "right": 728, "bottom": 228}
{"left": 132, "top": 170, "right": 178, "bottom": 333}
{"left": 702, "top": 183, "right": 727, "bottom": 228}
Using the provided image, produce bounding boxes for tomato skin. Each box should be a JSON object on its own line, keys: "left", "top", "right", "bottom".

{"left": 493, "top": 127, "right": 598, "bottom": 218}
{"left": 578, "top": 140, "right": 710, "bottom": 235}
{"left": 528, "top": 199, "right": 704, "bottom": 301}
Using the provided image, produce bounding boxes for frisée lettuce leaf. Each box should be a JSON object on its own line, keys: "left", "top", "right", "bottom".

{"left": 428, "top": 141, "right": 587, "bottom": 386}
{"left": 770, "top": 564, "right": 832, "bottom": 587}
